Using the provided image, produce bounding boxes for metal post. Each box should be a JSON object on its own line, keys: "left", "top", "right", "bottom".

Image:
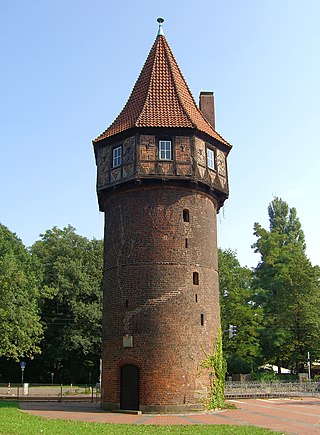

{"left": 20, "top": 361, "right": 26, "bottom": 387}
{"left": 308, "top": 352, "right": 311, "bottom": 380}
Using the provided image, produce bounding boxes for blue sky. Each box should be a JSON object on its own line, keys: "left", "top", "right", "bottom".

{"left": 1, "top": 0, "right": 319, "bottom": 268}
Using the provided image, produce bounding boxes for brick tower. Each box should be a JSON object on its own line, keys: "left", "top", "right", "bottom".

{"left": 93, "top": 19, "right": 231, "bottom": 412}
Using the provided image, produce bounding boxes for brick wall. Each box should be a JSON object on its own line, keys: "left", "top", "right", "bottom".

{"left": 101, "top": 184, "right": 220, "bottom": 411}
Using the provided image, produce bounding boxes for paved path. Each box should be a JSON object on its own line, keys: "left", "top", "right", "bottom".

{"left": 20, "top": 397, "right": 320, "bottom": 434}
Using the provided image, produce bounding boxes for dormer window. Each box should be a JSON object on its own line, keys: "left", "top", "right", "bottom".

{"left": 113, "top": 146, "right": 122, "bottom": 168}
{"left": 207, "top": 147, "right": 215, "bottom": 170}
{"left": 159, "top": 140, "right": 172, "bottom": 160}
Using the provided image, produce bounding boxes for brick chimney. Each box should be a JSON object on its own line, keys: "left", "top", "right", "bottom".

{"left": 199, "top": 91, "right": 215, "bottom": 130}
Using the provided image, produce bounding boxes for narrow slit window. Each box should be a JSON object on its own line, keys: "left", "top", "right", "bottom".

{"left": 201, "top": 314, "right": 204, "bottom": 326}
{"left": 185, "top": 238, "right": 188, "bottom": 248}
{"left": 183, "top": 209, "right": 190, "bottom": 222}
{"left": 125, "top": 299, "right": 129, "bottom": 308}
{"left": 195, "top": 294, "right": 198, "bottom": 303}
{"left": 193, "top": 272, "right": 199, "bottom": 285}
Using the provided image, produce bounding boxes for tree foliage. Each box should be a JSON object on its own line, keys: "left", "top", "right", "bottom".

{"left": 31, "top": 226, "right": 103, "bottom": 382}
{"left": 0, "top": 224, "right": 43, "bottom": 360}
{"left": 253, "top": 197, "right": 320, "bottom": 371}
{"left": 1, "top": 196, "right": 319, "bottom": 382}
{"left": 219, "top": 248, "right": 263, "bottom": 373}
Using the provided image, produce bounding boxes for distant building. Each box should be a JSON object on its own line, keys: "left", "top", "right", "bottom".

{"left": 93, "top": 19, "right": 232, "bottom": 412}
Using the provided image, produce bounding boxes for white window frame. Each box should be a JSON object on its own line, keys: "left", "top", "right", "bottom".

{"left": 112, "top": 146, "right": 122, "bottom": 168}
{"left": 159, "top": 140, "right": 172, "bottom": 160}
{"left": 207, "top": 147, "right": 215, "bottom": 170}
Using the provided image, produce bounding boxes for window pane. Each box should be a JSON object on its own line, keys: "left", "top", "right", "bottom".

{"left": 159, "top": 140, "right": 172, "bottom": 160}
{"left": 207, "top": 148, "right": 215, "bottom": 170}
{"left": 113, "top": 146, "right": 122, "bottom": 167}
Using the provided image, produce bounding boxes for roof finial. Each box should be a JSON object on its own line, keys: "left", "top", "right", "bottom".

{"left": 157, "top": 17, "right": 164, "bottom": 36}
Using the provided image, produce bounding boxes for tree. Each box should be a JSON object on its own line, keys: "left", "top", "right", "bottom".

{"left": 219, "top": 248, "right": 263, "bottom": 374}
{"left": 253, "top": 197, "right": 320, "bottom": 372}
{"left": 31, "top": 226, "right": 103, "bottom": 383}
{"left": 0, "top": 224, "right": 43, "bottom": 360}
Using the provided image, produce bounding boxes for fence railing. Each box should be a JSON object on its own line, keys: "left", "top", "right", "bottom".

{"left": 1, "top": 381, "right": 320, "bottom": 402}
{"left": 0, "top": 383, "right": 100, "bottom": 402}
{"left": 225, "top": 380, "right": 320, "bottom": 398}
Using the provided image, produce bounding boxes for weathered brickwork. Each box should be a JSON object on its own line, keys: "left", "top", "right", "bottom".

{"left": 95, "top": 135, "right": 136, "bottom": 189}
{"left": 100, "top": 185, "right": 220, "bottom": 411}
{"left": 123, "top": 136, "right": 135, "bottom": 165}
{"left": 140, "top": 135, "right": 156, "bottom": 161}
{"left": 96, "top": 133, "right": 228, "bottom": 203}
{"left": 175, "top": 136, "right": 191, "bottom": 162}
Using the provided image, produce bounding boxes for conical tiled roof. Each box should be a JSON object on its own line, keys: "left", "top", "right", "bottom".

{"left": 94, "top": 34, "right": 230, "bottom": 147}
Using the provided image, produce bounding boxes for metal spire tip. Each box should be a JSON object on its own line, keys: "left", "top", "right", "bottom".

{"left": 157, "top": 17, "right": 164, "bottom": 36}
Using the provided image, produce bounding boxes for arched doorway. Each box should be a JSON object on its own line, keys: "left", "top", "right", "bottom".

{"left": 120, "top": 364, "right": 139, "bottom": 410}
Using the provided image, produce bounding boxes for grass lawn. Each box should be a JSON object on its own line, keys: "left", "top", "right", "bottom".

{"left": 0, "top": 401, "right": 281, "bottom": 434}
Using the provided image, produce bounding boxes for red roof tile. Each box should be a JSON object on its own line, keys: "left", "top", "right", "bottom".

{"left": 94, "top": 35, "right": 231, "bottom": 147}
